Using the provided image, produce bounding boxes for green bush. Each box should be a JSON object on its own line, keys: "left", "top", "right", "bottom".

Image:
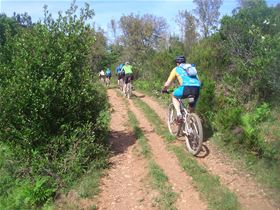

{"left": 240, "top": 103, "right": 270, "bottom": 156}
{"left": 219, "top": 3, "right": 280, "bottom": 102}
{"left": 0, "top": 3, "right": 109, "bottom": 208}
{"left": 196, "top": 76, "right": 216, "bottom": 127}
{"left": 213, "top": 106, "right": 242, "bottom": 132}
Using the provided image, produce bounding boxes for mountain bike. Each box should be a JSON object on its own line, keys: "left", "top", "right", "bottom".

{"left": 164, "top": 91, "right": 203, "bottom": 156}
{"left": 119, "top": 77, "right": 124, "bottom": 91}
{"left": 99, "top": 75, "right": 105, "bottom": 84}
{"left": 105, "top": 77, "right": 110, "bottom": 87}
{"left": 124, "top": 75, "right": 132, "bottom": 99}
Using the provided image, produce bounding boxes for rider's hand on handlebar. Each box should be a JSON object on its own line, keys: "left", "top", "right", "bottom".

{"left": 161, "top": 88, "right": 169, "bottom": 94}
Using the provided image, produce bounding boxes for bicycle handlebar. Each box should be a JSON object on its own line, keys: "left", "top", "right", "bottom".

{"left": 161, "top": 89, "right": 169, "bottom": 94}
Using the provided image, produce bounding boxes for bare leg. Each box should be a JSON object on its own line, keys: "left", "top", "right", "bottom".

{"left": 123, "top": 83, "right": 127, "bottom": 94}
{"left": 172, "top": 95, "right": 181, "bottom": 116}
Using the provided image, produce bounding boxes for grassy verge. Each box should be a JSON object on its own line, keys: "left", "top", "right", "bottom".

{"left": 127, "top": 109, "right": 177, "bottom": 210}
{"left": 54, "top": 164, "right": 103, "bottom": 210}
{"left": 132, "top": 97, "right": 176, "bottom": 143}
{"left": 171, "top": 145, "right": 240, "bottom": 210}
{"left": 135, "top": 89, "right": 280, "bottom": 205}
{"left": 213, "top": 132, "right": 280, "bottom": 203}
{"left": 132, "top": 97, "right": 241, "bottom": 210}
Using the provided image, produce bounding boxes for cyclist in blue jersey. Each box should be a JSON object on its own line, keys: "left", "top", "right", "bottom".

{"left": 116, "top": 63, "right": 125, "bottom": 86}
{"left": 105, "top": 67, "right": 112, "bottom": 86}
{"left": 162, "top": 55, "right": 201, "bottom": 122}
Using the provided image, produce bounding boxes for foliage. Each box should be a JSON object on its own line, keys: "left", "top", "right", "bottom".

{"left": 12, "top": 12, "right": 33, "bottom": 27}
{"left": 0, "top": 2, "right": 109, "bottom": 208}
{"left": 220, "top": 2, "right": 280, "bottom": 101}
{"left": 89, "top": 28, "right": 119, "bottom": 74}
{"left": 193, "top": 0, "right": 223, "bottom": 37}
{"left": 195, "top": 76, "right": 216, "bottom": 127}
{"left": 176, "top": 10, "right": 199, "bottom": 55}
{"left": 118, "top": 13, "right": 168, "bottom": 70}
{"left": 0, "top": 14, "right": 20, "bottom": 45}
{"left": 240, "top": 103, "right": 270, "bottom": 155}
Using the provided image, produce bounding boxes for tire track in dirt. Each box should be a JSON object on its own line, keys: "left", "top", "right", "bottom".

{"left": 96, "top": 89, "right": 157, "bottom": 210}
{"left": 128, "top": 96, "right": 208, "bottom": 210}
{"left": 133, "top": 91, "right": 279, "bottom": 210}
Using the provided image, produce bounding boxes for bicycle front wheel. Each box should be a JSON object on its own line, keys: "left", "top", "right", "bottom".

{"left": 167, "top": 103, "right": 180, "bottom": 136}
{"left": 185, "top": 113, "right": 203, "bottom": 156}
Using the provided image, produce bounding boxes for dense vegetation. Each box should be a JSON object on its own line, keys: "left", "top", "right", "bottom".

{"left": 0, "top": 0, "right": 279, "bottom": 208}
{"left": 0, "top": 3, "right": 109, "bottom": 209}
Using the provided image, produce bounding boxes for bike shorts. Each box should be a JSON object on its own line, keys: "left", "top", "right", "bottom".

{"left": 173, "top": 86, "right": 200, "bottom": 107}
{"left": 106, "top": 75, "right": 111, "bottom": 79}
{"left": 124, "top": 73, "right": 133, "bottom": 84}
{"left": 117, "top": 73, "right": 124, "bottom": 80}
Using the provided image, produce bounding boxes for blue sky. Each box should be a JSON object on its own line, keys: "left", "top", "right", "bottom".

{"left": 1, "top": 0, "right": 279, "bottom": 36}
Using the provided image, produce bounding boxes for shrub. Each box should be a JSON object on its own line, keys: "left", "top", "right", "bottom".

{"left": 0, "top": 3, "right": 109, "bottom": 208}
{"left": 240, "top": 103, "right": 270, "bottom": 156}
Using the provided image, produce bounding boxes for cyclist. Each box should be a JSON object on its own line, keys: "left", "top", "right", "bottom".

{"left": 116, "top": 63, "right": 125, "bottom": 86}
{"left": 121, "top": 61, "right": 133, "bottom": 94}
{"left": 99, "top": 69, "right": 105, "bottom": 83}
{"left": 162, "top": 55, "right": 201, "bottom": 122}
{"left": 105, "top": 67, "right": 112, "bottom": 85}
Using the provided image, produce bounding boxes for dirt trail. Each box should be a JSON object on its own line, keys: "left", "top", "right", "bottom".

{"left": 133, "top": 91, "right": 279, "bottom": 210}
{"left": 128, "top": 97, "right": 208, "bottom": 210}
{"left": 96, "top": 89, "right": 157, "bottom": 210}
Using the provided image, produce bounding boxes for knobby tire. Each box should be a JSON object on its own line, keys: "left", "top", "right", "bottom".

{"left": 184, "top": 113, "right": 203, "bottom": 156}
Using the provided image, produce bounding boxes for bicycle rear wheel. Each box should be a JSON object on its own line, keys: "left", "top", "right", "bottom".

{"left": 106, "top": 79, "right": 110, "bottom": 87}
{"left": 167, "top": 103, "right": 180, "bottom": 136}
{"left": 184, "top": 113, "right": 203, "bottom": 156}
{"left": 119, "top": 79, "right": 123, "bottom": 91}
{"left": 127, "top": 83, "right": 131, "bottom": 99}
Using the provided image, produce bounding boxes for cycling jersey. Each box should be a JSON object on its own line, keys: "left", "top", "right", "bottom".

{"left": 99, "top": 70, "right": 105, "bottom": 76}
{"left": 166, "top": 64, "right": 200, "bottom": 87}
{"left": 122, "top": 65, "right": 133, "bottom": 74}
{"left": 105, "top": 68, "right": 111, "bottom": 76}
{"left": 116, "top": 64, "right": 124, "bottom": 74}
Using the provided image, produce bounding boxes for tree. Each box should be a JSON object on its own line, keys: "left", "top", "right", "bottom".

{"left": 176, "top": 10, "right": 199, "bottom": 55}
{"left": 89, "top": 27, "right": 108, "bottom": 73}
{"left": 238, "top": 0, "right": 266, "bottom": 8}
{"left": 193, "top": 0, "right": 223, "bottom": 38}
{"left": 219, "top": 2, "right": 280, "bottom": 101}
{"left": 0, "top": 14, "right": 19, "bottom": 46}
{"left": 12, "top": 12, "right": 32, "bottom": 27}
{"left": 119, "top": 13, "right": 168, "bottom": 63}
{"left": 109, "top": 19, "right": 117, "bottom": 40}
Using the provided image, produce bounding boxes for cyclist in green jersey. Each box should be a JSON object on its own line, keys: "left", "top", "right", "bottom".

{"left": 121, "top": 61, "right": 133, "bottom": 94}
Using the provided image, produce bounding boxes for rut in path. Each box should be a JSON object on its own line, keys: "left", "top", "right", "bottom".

{"left": 133, "top": 91, "right": 279, "bottom": 210}
{"left": 96, "top": 89, "right": 157, "bottom": 210}
{"left": 128, "top": 96, "right": 208, "bottom": 210}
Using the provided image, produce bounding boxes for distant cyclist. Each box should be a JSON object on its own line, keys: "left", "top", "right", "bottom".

{"left": 121, "top": 61, "right": 133, "bottom": 94}
{"left": 99, "top": 69, "right": 105, "bottom": 83}
{"left": 105, "top": 67, "right": 112, "bottom": 86}
{"left": 162, "top": 55, "right": 201, "bottom": 122}
{"left": 116, "top": 63, "right": 125, "bottom": 86}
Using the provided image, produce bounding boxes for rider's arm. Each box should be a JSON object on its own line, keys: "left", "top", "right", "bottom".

{"left": 163, "top": 68, "right": 176, "bottom": 89}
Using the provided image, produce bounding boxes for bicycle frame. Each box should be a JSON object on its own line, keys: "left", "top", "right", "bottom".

{"left": 179, "top": 98, "right": 197, "bottom": 134}
{"left": 165, "top": 91, "right": 203, "bottom": 156}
